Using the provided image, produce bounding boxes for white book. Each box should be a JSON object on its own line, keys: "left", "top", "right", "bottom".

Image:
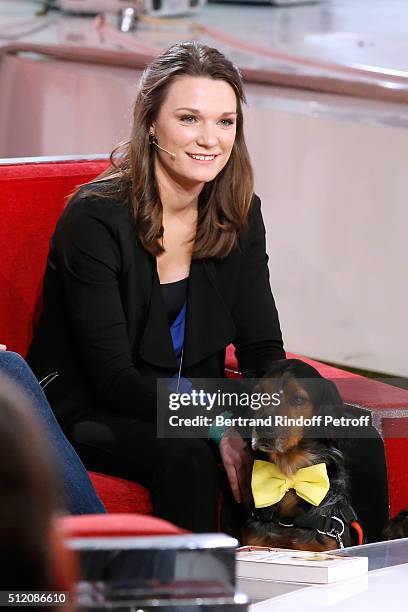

{"left": 238, "top": 574, "right": 368, "bottom": 605}
{"left": 236, "top": 546, "right": 368, "bottom": 585}
{"left": 237, "top": 576, "right": 305, "bottom": 602}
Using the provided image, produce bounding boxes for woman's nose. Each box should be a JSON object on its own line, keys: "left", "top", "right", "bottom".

{"left": 196, "top": 124, "right": 218, "bottom": 147}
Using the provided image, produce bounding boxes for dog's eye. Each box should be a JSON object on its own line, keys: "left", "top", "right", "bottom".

{"left": 290, "top": 395, "right": 306, "bottom": 406}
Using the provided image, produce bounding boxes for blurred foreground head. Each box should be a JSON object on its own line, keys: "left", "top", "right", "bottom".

{"left": 0, "top": 374, "right": 71, "bottom": 592}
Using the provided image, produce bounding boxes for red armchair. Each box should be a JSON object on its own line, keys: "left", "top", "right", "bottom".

{"left": 1, "top": 156, "right": 407, "bottom": 518}
{"left": 0, "top": 156, "right": 152, "bottom": 514}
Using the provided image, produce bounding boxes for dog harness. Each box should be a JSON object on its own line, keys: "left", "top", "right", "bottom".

{"left": 284, "top": 500, "right": 363, "bottom": 548}
{"left": 250, "top": 499, "right": 364, "bottom": 548}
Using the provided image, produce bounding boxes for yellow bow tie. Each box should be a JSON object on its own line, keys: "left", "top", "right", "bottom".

{"left": 251, "top": 460, "right": 330, "bottom": 508}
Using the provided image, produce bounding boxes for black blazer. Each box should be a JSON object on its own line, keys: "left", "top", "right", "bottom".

{"left": 27, "top": 185, "right": 284, "bottom": 426}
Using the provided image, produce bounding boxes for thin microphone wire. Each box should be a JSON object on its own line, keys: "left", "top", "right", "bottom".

{"left": 153, "top": 140, "right": 176, "bottom": 160}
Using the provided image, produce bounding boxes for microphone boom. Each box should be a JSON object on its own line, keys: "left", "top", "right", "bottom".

{"left": 153, "top": 141, "right": 176, "bottom": 160}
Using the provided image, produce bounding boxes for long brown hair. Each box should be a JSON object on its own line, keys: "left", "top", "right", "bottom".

{"left": 83, "top": 41, "right": 254, "bottom": 258}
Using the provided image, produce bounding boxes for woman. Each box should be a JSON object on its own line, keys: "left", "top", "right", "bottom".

{"left": 27, "top": 41, "right": 285, "bottom": 532}
{"left": 0, "top": 347, "right": 105, "bottom": 515}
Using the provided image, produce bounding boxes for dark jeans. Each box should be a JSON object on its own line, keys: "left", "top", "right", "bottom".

{"left": 0, "top": 352, "right": 105, "bottom": 515}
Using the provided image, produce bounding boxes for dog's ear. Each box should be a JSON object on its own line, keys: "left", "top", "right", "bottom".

{"left": 315, "top": 379, "right": 344, "bottom": 441}
{"left": 318, "top": 379, "right": 344, "bottom": 413}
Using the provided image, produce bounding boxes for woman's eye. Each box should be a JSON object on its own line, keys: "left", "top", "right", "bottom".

{"left": 180, "top": 115, "right": 197, "bottom": 124}
{"left": 219, "top": 119, "right": 234, "bottom": 127}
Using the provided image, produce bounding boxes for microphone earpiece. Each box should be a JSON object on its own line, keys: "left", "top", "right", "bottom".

{"left": 149, "top": 132, "right": 176, "bottom": 160}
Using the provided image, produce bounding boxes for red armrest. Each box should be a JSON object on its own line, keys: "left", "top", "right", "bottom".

{"left": 58, "top": 513, "right": 186, "bottom": 538}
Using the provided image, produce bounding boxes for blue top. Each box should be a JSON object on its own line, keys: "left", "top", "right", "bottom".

{"left": 170, "top": 302, "right": 187, "bottom": 366}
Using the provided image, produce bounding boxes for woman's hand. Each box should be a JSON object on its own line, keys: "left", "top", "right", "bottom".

{"left": 0, "top": 344, "right": 6, "bottom": 351}
{"left": 219, "top": 427, "right": 252, "bottom": 507}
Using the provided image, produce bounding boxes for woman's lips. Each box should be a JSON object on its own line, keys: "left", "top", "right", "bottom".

{"left": 186, "top": 152, "right": 219, "bottom": 163}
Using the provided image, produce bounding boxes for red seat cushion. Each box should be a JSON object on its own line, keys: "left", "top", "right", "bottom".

{"left": 89, "top": 472, "right": 152, "bottom": 515}
{"left": 58, "top": 513, "right": 187, "bottom": 538}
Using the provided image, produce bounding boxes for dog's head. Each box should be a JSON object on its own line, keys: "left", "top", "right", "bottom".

{"left": 252, "top": 359, "right": 344, "bottom": 455}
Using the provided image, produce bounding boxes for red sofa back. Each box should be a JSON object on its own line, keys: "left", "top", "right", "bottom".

{"left": 0, "top": 158, "right": 109, "bottom": 355}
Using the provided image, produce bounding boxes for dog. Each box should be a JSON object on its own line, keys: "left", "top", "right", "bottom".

{"left": 243, "top": 359, "right": 365, "bottom": 551}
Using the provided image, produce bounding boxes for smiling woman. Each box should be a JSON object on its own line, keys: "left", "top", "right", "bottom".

{"left": 152, "top": 77, "right": 237, "bottom": 184}
{"left": 27, "top": 41, "right": 285, "bottom": 533}
{"left": 151, "top": 76, "right": 239, "bottom": 283}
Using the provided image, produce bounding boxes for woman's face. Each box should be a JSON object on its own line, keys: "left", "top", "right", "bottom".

{"left": 152, "top": 76, "right": 237, "bottom": 189}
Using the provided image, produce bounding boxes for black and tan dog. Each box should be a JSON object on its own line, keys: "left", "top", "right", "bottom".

{"left": 243, "top": 359, "right": 365, "bottom": 551}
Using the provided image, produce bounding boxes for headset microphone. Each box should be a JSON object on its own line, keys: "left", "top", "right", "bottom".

{"left": 153, "top": 140, "right": 176, "bottom": 160}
